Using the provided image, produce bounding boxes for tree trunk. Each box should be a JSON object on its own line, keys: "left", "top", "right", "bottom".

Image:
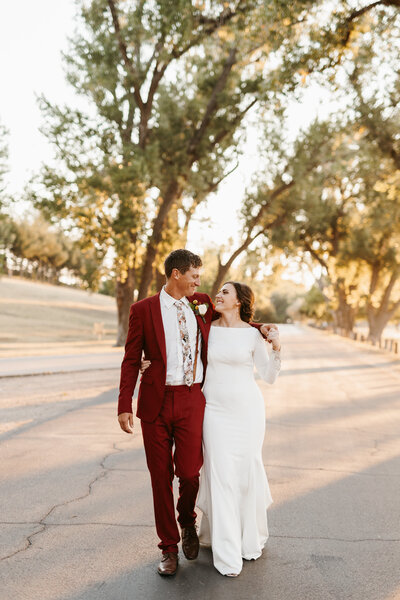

{"left": 115, "top": 267, "right": 136, "bottom": 347}
{"left": 334, "top": 286, "right": 355, "bottom": 334}
{"left": 210, "top": 261, "right": 232, "bottom": 299}
{"left": 138, "top": 181, "right": 180, "bottom": 300}
{"left": 366, "top": 268, "right": 400, "bottom": 342}
{"left": 367, "top": 310, "right": 388, "bottom": 343}
{"left": 155, "top": 268, "right": 165, "bottom": 293}
{"left": 367, "top": 303, "right": 399, "bottom": 343}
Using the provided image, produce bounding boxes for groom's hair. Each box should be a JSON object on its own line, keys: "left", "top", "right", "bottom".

{"left": 164, "top": 249, "right": 202, "bottom": 278}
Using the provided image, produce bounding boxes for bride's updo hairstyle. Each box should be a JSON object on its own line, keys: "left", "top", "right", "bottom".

{"left": 225, "top": 281, "right": 255, "bottom": 323}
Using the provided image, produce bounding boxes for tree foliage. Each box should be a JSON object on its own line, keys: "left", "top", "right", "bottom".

{"left": 25, "top": 0, "right": 400, "bottom": 342}
{"left": 31, "top": 0, "right": 326, "bottom": 343}
{"left": 1, "top": 215, "right": 104, "bottom": 288}
{"left": 272, "top": 107, "right": 400, "bottom": 337}
{"left": 0, "top": 122, "right": 8, "bottom": 200}
{"left": 264, "top": 3, "right": 400, "bottom": 338}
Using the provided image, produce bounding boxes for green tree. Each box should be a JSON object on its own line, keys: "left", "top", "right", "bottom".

{"left": 209, "top": 118, "right": 335, "bottom": 297}
{"left": 0, "top": 122, "right": 8, "bottom": 200}
{"left": 269, "top": 119, "right": 369, "bottom": 333}
{"left": 8, "top": 216, "right": 105, "bottom": 287}
{"left": 273, "top": 111, "right": 400, "bottom": 338}
{"left": 342, "top": 161, "right": 400, "bottom": 342}
{"left": 11, "top": 217, "right": 69, "bottom": 282}
{"left": 221, "top": 3, "right": 400, "bottom": 335}
{"left": 0, "top": 215, "right": 17, "bottom": 274}
{"left": 278, "top": 0, "right": 400, "bottom": 90}
{"left": 0, "top": 123, "right": 14, "bottom": 273}
{"left": 300, "top": 285, "right": 330, "bottom": 322}
{"left": 32, "top": 0, "right": 321, "bottom": 344}
{"left": 62, "top": 240, "right": 106, "bottom": 291}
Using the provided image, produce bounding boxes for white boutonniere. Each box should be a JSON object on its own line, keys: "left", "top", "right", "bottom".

{"left": 189, "top": 299, "right": 209, "bottom": 323}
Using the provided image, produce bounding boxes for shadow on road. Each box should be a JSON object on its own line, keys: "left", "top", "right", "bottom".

{"left": 2, "top": 401, "right": 399, "bottom": 600}
{"left": 0, "top": 387, "right": 119, "bottom": 443}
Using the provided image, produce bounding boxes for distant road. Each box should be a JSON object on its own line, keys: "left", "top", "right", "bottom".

{"left": 0, "top": 351, "right": 124, "bottom": 377}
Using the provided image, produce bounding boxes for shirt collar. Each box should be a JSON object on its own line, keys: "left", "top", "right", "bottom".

{"left": 160, "top": 286, "right": 189, "bottom": 309}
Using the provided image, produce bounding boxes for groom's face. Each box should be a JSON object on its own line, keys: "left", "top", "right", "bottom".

{"left": 177, "top": 266, "right": 201, "bottom": 296}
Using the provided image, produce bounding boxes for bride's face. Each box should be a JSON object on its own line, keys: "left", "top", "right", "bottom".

{"left": 215, "top": 283, "right": 240, "bottom": 313}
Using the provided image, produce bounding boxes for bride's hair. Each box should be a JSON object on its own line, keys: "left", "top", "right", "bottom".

{"left": 225, "top": 281, "right": 255, "bottom": 323}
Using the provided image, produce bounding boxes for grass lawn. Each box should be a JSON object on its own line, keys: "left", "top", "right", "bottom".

{"left": 0, "top": 277, "right": 119, "bottom": 356}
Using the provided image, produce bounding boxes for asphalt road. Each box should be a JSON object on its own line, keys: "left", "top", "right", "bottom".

{"left": 0, "top": 351, "right": 124, "bottom": 377}
{"left": 1, "top": 324, "right": 400, "bottom": 600}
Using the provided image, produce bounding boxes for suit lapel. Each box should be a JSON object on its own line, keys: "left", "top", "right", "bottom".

{"left": 187, "top": 294, "right": 208, "bottom": 342}
{"left": 150, "top": 293, "right": 167, "bottom": 365}
{"left": 195, "top": 313, "right": 207, "bottom": 342}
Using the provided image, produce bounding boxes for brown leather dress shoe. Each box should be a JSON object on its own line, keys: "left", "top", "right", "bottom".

{"left": 181, "top": 526, "right": 199, "bottom": 560}
{"left": 157, "top": 552, "right": 178, "bottom": 576}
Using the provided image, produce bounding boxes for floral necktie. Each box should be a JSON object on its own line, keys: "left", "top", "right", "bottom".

{"left": 174, "top": 300, "right": 193, "bottom": 386}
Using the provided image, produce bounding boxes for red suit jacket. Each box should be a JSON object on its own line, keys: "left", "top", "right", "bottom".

{"left": 118, "top": 292, "right": 214, "bottom": 422}
{"left": 118, "top": 291, "right": 263, "bottom": 422}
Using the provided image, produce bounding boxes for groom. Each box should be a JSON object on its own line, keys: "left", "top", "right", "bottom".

{"left": 118, "top": 249, "right": 272, "bottom": 576}
{"left": 118, "top": 249, "right": 213, "bottom": 575}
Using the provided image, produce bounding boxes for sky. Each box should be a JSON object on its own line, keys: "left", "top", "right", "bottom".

{"left": 0, "top": 1, "right": 78, "bottom": 193}
{"left": 0, "top": 1, "right": 339, "bottom": 287}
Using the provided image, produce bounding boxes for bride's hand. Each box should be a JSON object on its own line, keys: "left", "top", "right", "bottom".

{"left": 260, "top": 324, "right": 281, "bottom": 351}
{"left": 140, "top": 359, "right": 151, "bottom": 374}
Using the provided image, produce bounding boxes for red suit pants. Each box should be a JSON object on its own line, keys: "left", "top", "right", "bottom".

{"left": 141, "top": 384, "right": 206, "bottom": 554}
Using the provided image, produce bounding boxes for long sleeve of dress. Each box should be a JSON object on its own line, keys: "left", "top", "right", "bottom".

{"left": 253, "top": 331, "right": 281, "bottom": 384}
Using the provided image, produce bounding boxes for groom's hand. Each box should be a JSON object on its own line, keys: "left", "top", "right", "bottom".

{"left": 118, "top": 412, "right": 134, "bottom": 434}
{"left": 260, "top": 323, "right": 278, "bottom": 339}
{"left": 260, "top": 324, "right": 281, "bottom": 351}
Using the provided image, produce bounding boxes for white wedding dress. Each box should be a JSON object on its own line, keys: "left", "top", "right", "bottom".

{"left": 197, "top": 326, "right": 281, "bottom": 575}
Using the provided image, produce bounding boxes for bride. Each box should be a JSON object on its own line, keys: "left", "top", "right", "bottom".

{"left": 197, "top": 281, "right": 281, "bottom": 577}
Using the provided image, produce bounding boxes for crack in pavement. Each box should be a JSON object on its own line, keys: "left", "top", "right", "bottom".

{"left": 0, "top": 442, "right": 124, "bottom": 562}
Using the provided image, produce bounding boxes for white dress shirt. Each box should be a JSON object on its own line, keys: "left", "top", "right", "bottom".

{"left": 160, "top": 287, "right": 203, "bottom": 385}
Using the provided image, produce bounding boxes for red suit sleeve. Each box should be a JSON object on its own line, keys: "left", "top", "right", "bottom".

{"left": 118, "top": 304, "right": 144, "bottom": 415}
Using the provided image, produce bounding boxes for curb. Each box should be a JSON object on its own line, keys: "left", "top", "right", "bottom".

{"left": 0, "top": 366, "right": 120, "bottom": 380}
